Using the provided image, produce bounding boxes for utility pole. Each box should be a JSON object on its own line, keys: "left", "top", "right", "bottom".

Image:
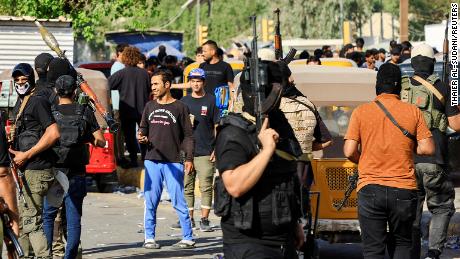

{"left": 400, "top": 0, "right": 409, "bottom": 41}
{"left": 196, "top": 0, "right": 200, "bottom": 46}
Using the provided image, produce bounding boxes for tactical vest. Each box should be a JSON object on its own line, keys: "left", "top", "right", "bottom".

{"left": 401, "top": 75, "right": 448, "bottom": 132}
{"left": 279, "top": 96, "right": 317, "bottom": 160}
{"left": 52, "top": 104, "right": 90, "bottom": 168}
{"left": 214, "top": 113, "right": 300, "bottom": 230}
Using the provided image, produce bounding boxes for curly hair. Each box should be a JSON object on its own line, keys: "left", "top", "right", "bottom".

{"left": 121, "top": 46, "right": 142, "bottom": 67}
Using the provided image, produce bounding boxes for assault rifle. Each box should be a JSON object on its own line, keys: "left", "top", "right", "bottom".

{"left": 35, "top": 21, "right": 119, "bottom": 133}
{"left": 246, "top": 15, "right": 269, "bottom": 132}
{"left": 442, "top": 14, "right": 449, "bottom": 84}
{"left": 274, "top": 8, "right": 283, "bottom": 60}
{"left": 7, "top": 152, "right": 27, "bottom": 208}
{"left": 334, "top": 170, "right": 359, "bottom": 211}
{"left": 0, "top": 198, "right": 24, "bottom": 259}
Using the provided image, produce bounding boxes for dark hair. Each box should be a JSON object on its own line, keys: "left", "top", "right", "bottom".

{"left": 378, "top": 48, "right": 386, "bottom": 54}
{"left": 216, "top": 48, "right": 224, "bottom": 58}
{"left": 313, "top": 48, "right": 323, "bottom": 58}
{"left": 322, "top": 45, "right": 331, "bottom": 51}
{"left": 159, "top": 45, "right": 166, "bottom": 52}
{"left": 195, "top": 46, "right": 203, "bottom": 55}
{"left": 182, "top": 57, "right": 195, "bottom": 67}
{"left": 324, "top": 50, "right": 333, "bottom": 58}
{"left": 299, "top": 50, "right": 310, "bottom": 59}
{"left": 390, "top": 40, "right": 397, "bottom": 49}
{"left": 164, "top": 55, "right": 178, "bottom": 65}
{"left": 307, "top": 56, "right": 321, "bottom": 65}
{"left": 203, "top": 40, "right": 218, "bottom": 51}
{"left": 401, "top": 41, "right": 412, "bottom": 50}
{"left": 355, "top": 38, "right": 365, "bottom": 48}
{"left": 365, "top": 49, "right": 374, "bottom": 58}
{"left": 116, "top": 43, "right": 129, "bottom": 55}
{"left": 146, "top": 57, "right": 160, "bottom": 67}
{"left": 152, "top": 69, "right": 173, "bottom": 85}
{"left": 376, "top": 63, "right": 401, "bottom": 95}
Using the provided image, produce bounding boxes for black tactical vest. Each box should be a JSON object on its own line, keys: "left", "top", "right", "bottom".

{"left": 214, "top": 113, "right": 300, "bottom": 230}
{"left": 52, "top": 104, "right": 90, "bottom": 168}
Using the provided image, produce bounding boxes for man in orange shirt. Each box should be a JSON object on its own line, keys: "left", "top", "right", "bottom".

{"left": 343, "top": 63, "right": 435, "bottom": 259}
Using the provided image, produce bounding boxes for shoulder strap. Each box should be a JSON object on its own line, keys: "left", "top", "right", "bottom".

{"left": 14, "top": 94, "right": 32, "bottom": 125}
{"left": 286, "top": 97, "right": 319, "bottom": 119}
{"left": 374, "top": 100, "right": 416, "bottom": 142}
{"left": 412, "top": 75, "right": 445, "bottom": 105}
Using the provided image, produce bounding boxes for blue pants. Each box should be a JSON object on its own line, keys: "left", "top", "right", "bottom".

{"left": 43, "top": 175, "right": 87, "bottom": 259}
{"left": 144, "top": 160, "right": 193, "bottom": 240}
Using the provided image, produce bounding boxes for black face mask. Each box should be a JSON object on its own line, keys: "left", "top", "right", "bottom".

{"left": 47, "top": 58, "right": 76, "bottom": 86}
{"left": 411, "top": 56, "right": 435, "bottom": 77}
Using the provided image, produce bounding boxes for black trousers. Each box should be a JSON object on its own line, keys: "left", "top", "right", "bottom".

{"left": 120, "top": 117, "right": 145, "bottom": 161}
{"left": 358, "top": 184, "right": 417, "bottom": 259}
{"left": 223, "top": 242, "right": 297, "bottom": 259}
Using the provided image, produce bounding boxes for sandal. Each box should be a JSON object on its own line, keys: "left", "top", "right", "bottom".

{"left": 172, "top": 240, "right": 195, "bottom": 249}
{"left": 143, "top": 240, "right": 161, "bottom": 249}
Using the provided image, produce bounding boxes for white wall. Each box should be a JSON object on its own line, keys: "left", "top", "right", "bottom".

{"left": 0, "top": 25, "right": 74, "bottom": 74}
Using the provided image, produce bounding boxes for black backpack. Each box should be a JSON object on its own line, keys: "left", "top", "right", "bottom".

{"left": 52, "top": 104, "right": 90, "bottom": 167}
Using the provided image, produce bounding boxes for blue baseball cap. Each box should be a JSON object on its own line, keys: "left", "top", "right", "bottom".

{"left": 188, "top": 68, "right": 206, "bottom": 80}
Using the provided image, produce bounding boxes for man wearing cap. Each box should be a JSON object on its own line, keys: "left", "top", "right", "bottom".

{"left": 405, "top": 44, "right": 460, "bottom": 259}
{"left": 344, "top": 63, "right": 435, "bottom": 259}
{"left": 9, "top": 63, "right": 60, "bottom": 258}
{"left": 42, "top": 75, "right": 105, "bottom": 259}
{"left": 175, "top": 68, "right": 220, "bottom": 232}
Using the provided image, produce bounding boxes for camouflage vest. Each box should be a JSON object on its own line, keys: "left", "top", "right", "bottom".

{"left": 279, "top": 96, "right": 317, "bottom": 160}
{"left": 400, "top": 75, "right": 448, "bottom": 132}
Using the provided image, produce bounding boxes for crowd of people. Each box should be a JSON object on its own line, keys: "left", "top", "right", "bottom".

{"left": 0, "top": 35, "right": 459, "bottom": 259}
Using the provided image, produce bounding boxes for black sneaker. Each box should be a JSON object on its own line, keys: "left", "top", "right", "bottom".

{"left": 424, "top": 249, "right": 441, "bottom": 259}
{"left": 200, "top": 217, "right": 213, "bottom": 232}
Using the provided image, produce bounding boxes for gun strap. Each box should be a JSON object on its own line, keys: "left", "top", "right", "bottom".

{"left": 374, "top": 100, "right": 417, "bottom": 142}
{"left": 14, "top": 93, "right": 32, "bottom": 125}
{"left": 412, "top": 75, "right": 445, "bottom": 105}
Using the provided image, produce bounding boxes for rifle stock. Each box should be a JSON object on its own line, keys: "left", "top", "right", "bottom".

{"left": 35, "top": 21, "right": 119, "bottom": 133}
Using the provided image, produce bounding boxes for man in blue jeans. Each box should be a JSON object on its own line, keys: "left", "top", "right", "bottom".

{"left": 43, "top": 75, "right": 106, "bottom": 258}
{"left": 138, "top": 70, "right": 195, "bottom": 249}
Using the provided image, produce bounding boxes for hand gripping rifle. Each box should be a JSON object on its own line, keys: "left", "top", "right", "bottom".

{"left": 442, "top": 14, "right": 450, "bottom": 84}
{"left": 7, "top": 152, "right": 27, "bottom": 208}
{"left": 34, "top": 21, "right": 120, "bottom": 133}
{"left": 0, "top": 198, "right": 24, "bottom": 259}
{"left": 245, "top": 16, "right": 269, "bottom": 132}
{"left": 334, "top": 170, "right": 359, "bottom": 211}
{"left": 274, "top": 8, "right": 283, "bottom": 60}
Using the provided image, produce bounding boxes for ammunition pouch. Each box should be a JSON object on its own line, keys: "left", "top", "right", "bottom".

{"left": 401, "top": 75, "right": 448, "bottom": 132}
{"left": 17, "top": 130, "right": 41, "bottom": 152}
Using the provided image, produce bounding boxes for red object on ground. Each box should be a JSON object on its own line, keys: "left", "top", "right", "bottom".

{"left": 86, "top": 128, "right": 117, "bottom": 173}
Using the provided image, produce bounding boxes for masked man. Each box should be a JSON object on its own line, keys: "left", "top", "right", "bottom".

{"left": 9, "top": 63, "right": 60, "bottom": 259}
{"left": 214, "top": 61, "right": 304, "bottom": 258}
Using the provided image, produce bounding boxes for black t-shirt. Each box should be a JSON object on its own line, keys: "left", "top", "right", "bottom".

{"left": 12, "top": 95, "right": 56, "bottom": 170}
{"left": 109, "top": 66, "right": 151, "bottom": 121}
{"left": 139, "top": 100, "right": 194, "bottom": 162}
{"left": 411, "top": 74, "right": 460, "bottom": 165}
{"left": 215, "top": 118, "right": 298, "bottom": 246}
{"left": 199, "top": 60, "right": 234, "bottom": 95}
{"left": 0, "top": 118, "right": 10, "bottom": 167}
{"left": 181, "top": 94, "right": 220, "bottom": 156}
